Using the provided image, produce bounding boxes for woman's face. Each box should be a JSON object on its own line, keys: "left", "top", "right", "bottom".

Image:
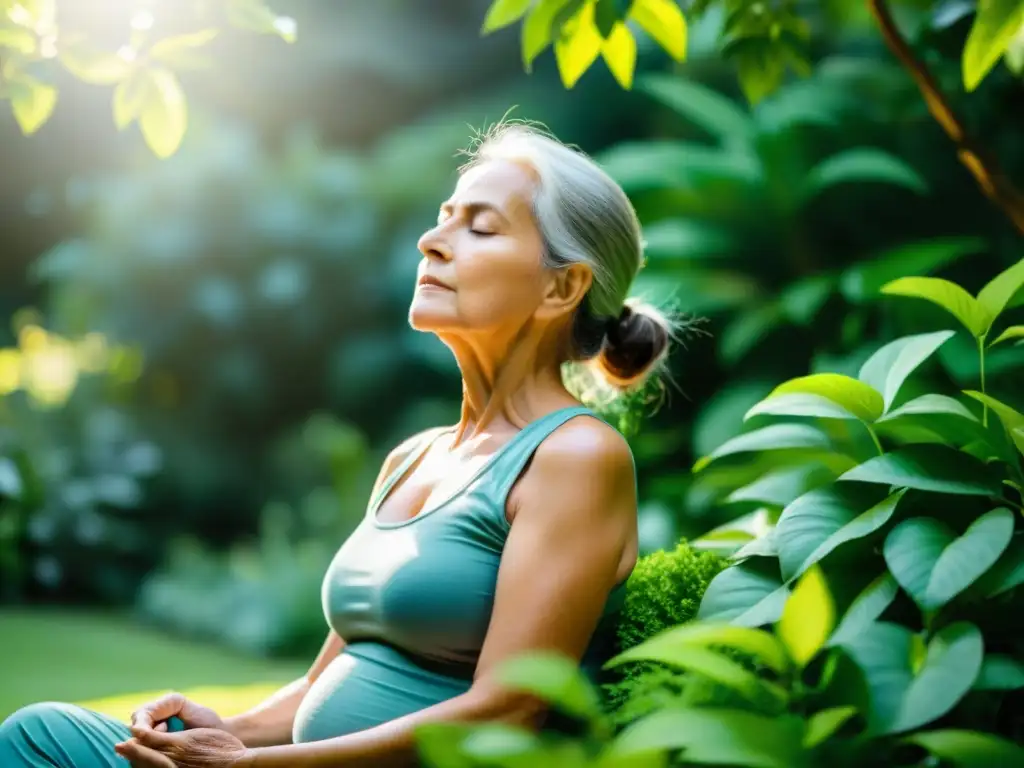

{"left": 409, "top": 160, "right": 551, "bottom": 338}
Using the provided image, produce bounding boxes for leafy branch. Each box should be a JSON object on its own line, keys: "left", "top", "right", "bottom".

{"left": 0, "top": 0, "right": 296, "bottom": 158}
{"left": 867, "top": 0, "right": 1024, "bottom": 236}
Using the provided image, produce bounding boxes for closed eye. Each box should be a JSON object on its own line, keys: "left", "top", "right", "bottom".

{"left": 470, "top": 228, "right": 496, "bottom": 237}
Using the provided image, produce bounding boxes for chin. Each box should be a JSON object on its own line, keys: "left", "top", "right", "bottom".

{"left": 408, "top": 304, "right": 458, "bottom": 333}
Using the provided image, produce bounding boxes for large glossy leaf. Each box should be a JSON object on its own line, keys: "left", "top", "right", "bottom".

{"left": 629, "top": 0, "right": 687, "bottom": 62}
{"left": 521, "top": 0, "right": 573, "bottom": 70}
{"left": 698, "top": 561, "right": 789, "bottom": 627}
{"left": 883, "top": 510, "right": 1014, "bottom": 611}
{"left": 748, "top": 374, "right": 884, "bottom": 422}
{"left": 973, "top": 654, "right": 1024, "bottom": 691}
{"left": 875, "top": 394, "right": 979, "bottom": 423}
{"left": 803, "top": 707, "right": 858, "bottom": 748}
{"left": 777, "top": 565, "right": 835, "bottom": 667}
{"left": 905, "top": 730, "right": 1024, "bottom": 767}
{"left": 745, "top": 393, "right": 863, "bottom": 421}
{"left": 609, "top": 708, "right": 806, "bottom": 768}
{"left": 726, "top": 463, "right": 838, "bottom": 507}
{"left": 637, "top": 73, "right": 753, "bottom": 145}
{"left": 839, "top": 237, "right": 984, "bottom": 304}
{"left": 693, "top": 424, "right": 832, "bottom": 472}
{"left": 828, "top": 573, "right": 899, "bottom": 647}
{"left": 893, "top": 623, "right": 984, "bottom": 733}
{"left": 881, "top": 277, "right": 991, "bottom": 337}
{"left": 977, "top": 537, "right": 1024, "bottom": 597}
{"left": 598, "top": 141, "right": 762, "bottom": 194}
{"left": 640, "top": 219, "right": 736, "bottom": 264}
{"left": 962, "top": 0, "right": 1024, "bottom": 91}
{"left": 802, "top": 148, "right": 927, "bottom": 201}
{"left": 600, "top": 23, "right": 637, "bottom": 89}
{"left": 776, "top": 487, "right": 903, "bottom": 581}
{"left": 495, "top": 651, "right": 601, "bottom": 721}
{"left": 857, "top": 331, "right": 956, "bottom": 412}
{"left": 839, "top": 444, "right": 1003, "bottom": 496}
{"left": 608, "top": 621, "right": 790, "bottom": 673}
{"left": 838, "top": 622, "right": 983, "bottom": 734}
{"left": 977, "top": 258, "right": 1024, "bottom": 320}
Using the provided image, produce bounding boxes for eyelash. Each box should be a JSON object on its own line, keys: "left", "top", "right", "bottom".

{"left": 470, "top": 228, "right": 495, "bottom": 237}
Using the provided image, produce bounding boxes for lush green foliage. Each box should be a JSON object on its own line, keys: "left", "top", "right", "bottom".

{"left": 415, "top": 263, "right": 1024, "bottom": 766}
{"left": 0, "top": 0, "right": 295, "bottom": 156}
{"left": 482, "top": 0, "right": 1024, "bottom": 102}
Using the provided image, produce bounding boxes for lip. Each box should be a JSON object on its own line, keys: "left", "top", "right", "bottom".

{"left": 417, "top": 275, "right": 453, "bottom": 291}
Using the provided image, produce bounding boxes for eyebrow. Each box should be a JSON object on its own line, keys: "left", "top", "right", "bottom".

{"left": 439, "top": 201, "right": 509, "bottom": 224}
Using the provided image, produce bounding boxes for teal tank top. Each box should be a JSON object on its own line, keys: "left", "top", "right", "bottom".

{"left": 292, "top": 406, "right": 632, "bottom": 743}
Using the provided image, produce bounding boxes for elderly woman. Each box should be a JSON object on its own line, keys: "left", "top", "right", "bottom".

{"left": 0, "top": 122, "right": 671, "bottom": 767}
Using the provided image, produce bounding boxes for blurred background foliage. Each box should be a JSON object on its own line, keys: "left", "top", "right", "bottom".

{"left": 1, "top": 0, "right": 1022, "bottom": 681}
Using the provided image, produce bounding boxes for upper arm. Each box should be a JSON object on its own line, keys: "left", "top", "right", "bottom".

{"left": 471, "top": 419, "right": 637, "bottom": 715}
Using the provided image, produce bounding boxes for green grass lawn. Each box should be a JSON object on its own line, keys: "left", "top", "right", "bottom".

{"left": 0, "top": 609, "right": 307, "bottom": 721}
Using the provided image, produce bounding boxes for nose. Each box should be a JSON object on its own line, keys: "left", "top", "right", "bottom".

{"left": 417, "top": 226, "right": 453, "bottom": 263}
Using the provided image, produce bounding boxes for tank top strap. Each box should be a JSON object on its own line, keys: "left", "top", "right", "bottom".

{"left": 366, "top": 426, "right": 451, "bottom": 518}
{"left": 479, "top": 405, "right": 600, "bottom": 509}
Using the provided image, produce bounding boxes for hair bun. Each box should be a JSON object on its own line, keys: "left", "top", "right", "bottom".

{"left": 599, "top": 303, "right": 669, "bottom": 386}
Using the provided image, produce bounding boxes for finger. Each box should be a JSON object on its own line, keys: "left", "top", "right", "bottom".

{"left": 130, "top": 725, "right": 178, "bottom": 749}
{"left": 131, "top": 693, "right": 186, "bottom": 730}
{"left": 154, "top": 722, "right": 168, "bottom": 733}
{"left": 114, "top": 738, "right": 175, "bottom": 768}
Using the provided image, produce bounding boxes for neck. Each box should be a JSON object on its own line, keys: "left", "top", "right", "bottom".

{"left": 437, "top": 322, "right": 574, "bottom": 444}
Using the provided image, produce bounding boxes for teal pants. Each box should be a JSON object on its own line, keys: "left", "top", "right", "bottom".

{"left": 0, "top": 702, "right": 132, "bottom": 767}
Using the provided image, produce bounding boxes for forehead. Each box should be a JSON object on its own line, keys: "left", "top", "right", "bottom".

{"left": 451, "top": 159, "right": 538, "bottom": 215}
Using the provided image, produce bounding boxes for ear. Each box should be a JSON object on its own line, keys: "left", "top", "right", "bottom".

{"left": 536, "top": 263, "right": 593, "bottom": 320}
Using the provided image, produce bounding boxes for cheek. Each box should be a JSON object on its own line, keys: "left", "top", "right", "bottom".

{"left": 456, "top": 247, "right": 543, "bottom": 322}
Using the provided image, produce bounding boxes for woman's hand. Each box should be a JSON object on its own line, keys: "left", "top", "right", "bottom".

{"left": 114, "top": 726, "right": 251, "bottom": 768}
{"left": 131, "top": 692, "right": 225, "bottom": 733}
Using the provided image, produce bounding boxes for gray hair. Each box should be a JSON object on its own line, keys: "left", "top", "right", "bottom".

{"left": 460, "top": 121, "right": 670, "bottom": 390}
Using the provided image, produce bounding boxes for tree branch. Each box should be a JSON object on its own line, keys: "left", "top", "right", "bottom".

{"left": 867, "top": 0, "right": 1024, "bottom": 235}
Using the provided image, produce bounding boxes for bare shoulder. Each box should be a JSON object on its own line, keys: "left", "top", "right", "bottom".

{"left": 516, "top": 415, "right": 636, "bottom": 519}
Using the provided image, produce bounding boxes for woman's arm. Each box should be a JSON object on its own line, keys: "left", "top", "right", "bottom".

{"left": 246, "top": 419, "right": 637, "bottom": 768}
{"left": 221, "top": 631, "right": 345, "bottom": 747}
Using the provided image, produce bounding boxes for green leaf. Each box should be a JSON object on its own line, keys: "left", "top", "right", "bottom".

{"left": 554, "top": 1, "right": 602, "bottom": 88}
{"left": 112, "top": 72, "right": 147, "bottom": 130}
{"left": 840, "top": 237, "right": 984, "bottom": 304}
{"left": 8, "top": 74, "right": 56, "bottom": 135}
{"left": 521, "top": 0, "right": 572, "bottom": 71}
{"left": 776, "top": 487, "right": 904, "bottom": 582}
{"left": 733, "top": 39, "right": 786, "bottom": 105}
{"left": 883, "top": 509, "right": 1014, "bottom": 611}
{"left": 461, "top": 723, "right": 543, "bottom": 764}
{"left": 828, "top": 573, "right": 899, "bottom": 647}
{"left": 607, "top": 642, "right": 783, "bottom": 705}
{"left": 973, "top": 654, "right": 1024, "bottom": 691}
{"left": 962, "top": 390, "right": 1024, "bottom": 454}
{"left": 857, "top": 331, "right": 957, "bottom": 413}
{"left": 601, "top": 22, "right": 637, "bottom": 89}
{"left": 803, "top": 148, "right": 928, "bottom": 201}
{"left": 57, "top": 41, "right": 133, "bottom": 85}
{"left": 894, "top": 623, "right": 984, "bottom": 733}
{"left": 876, "top": 394, "right": 979, "bottom": 424}
{"left": 777, "top": 565, "right": 835, "bottom": 667}
{"left": 748, "top": 373, "right": 884, "bottom": 423}
{"left": 978, "top": 538, "right": 1024, "bottom": 596}
{"left": 698, "top": 561, "right": 790, "bottom": 627}
{"left": 839, "top": 622, "right": 983, "bottom": 734}
{"left": 415, "top": 722, "right": 476, "bottom": 768}
{"left": 803, "top": 706, "right": 858, "bottom": 748}
{"left": 0, "top": 25, "right": 36, "bottom": 53}
{"left": 745, "top": 393, "right": 862, "bottom": 421}
{"left": 639, "top": 219, "right": 736, "bottom": 264}
{"left": 495, "top": 651, "right": 602, "bottom": 721}
{"left": 138, "top": 68, "right": 188, "bottom": 159}
{"left": 693, "top": 423, "right": 832, "bottom": 472}
{"left": 977, "top": 258, "right": 1024, "bottom": 320}
{"left": 637, "top": 73, "right": 752, "bottom": 145}
{"left": 881, "top": 276, "right": 991, "bottom": 337}
{"left": 963, "top": 0, "right": 1024, "bottom": 91}
{"left": 629, "top": 0, "right": 687, "bottom": 62}
{"left": 778, "top": 276, "right": 834, "bottom": 326}
{"left": 609, "top": 708, "right": 805, "bottom": 768}
{"left": 905, "top": 729, "right": 1024, "bottom": 767}
{"left": 839, "top": 444, "right": 1003, "bottom": 496}
{"left": 608, "top": 621, "right": 790, "bottom": 674}
{"left": 720, "top": 305, "right": 782, "bottom": 366}
{"left": 990, "top": 325, "right": 1024, "bottom": 347}
{"left": 727, "top": 463, "right": 838, "bottom": 508}
{"left": 482, "top": 0, "right": 534, "bottom": 33}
